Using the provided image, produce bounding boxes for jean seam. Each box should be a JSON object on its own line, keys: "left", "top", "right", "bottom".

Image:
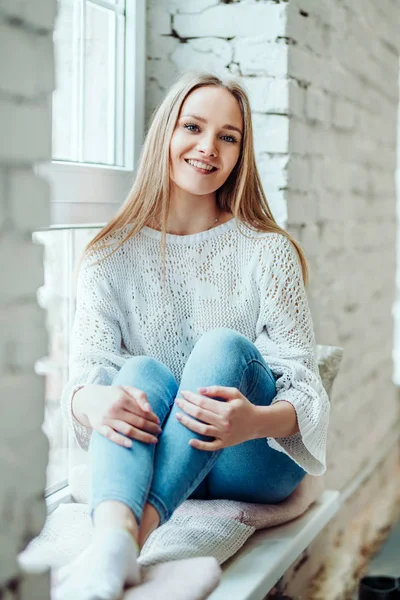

{"left": 240, "top": 358, "right": 276, "bottom": 395}
{"left": 146, "top": 492, "right": 169, "bottom": 525}
{"left": 148, "top": 450, "right": 221, "bottom": 525}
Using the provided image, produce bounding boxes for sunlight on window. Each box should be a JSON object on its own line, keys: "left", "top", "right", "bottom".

{"left": 34, "top": 227, "right": 101, "bottom": 492}
{"left": 52, "top": 0, "right": 126, "bottom": 166}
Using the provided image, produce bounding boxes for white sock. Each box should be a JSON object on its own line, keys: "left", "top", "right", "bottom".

{"left": 53, "top": 528, "right": 141, "bottom": 600}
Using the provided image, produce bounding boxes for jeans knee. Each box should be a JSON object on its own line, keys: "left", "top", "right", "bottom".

{"left": 116, "top": 355, "right": 176, "bottom": 388}
{"left": 195, "top": 327, "right": 248, "bottom": 359}
{"left": 118, "top": 355, "right": 157, "bottom": 375}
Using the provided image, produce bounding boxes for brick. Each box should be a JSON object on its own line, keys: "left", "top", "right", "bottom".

{"left": 286, "top": 190, "right": 318, "bottom": 225}
{"left": 174, "top": 2, "right": 286, "bottom": 38}
{"left": 171, "top": 38, "right": 232, "bottom": 76}
{"left": 263, "top": 188, "right": 287, "bottom": 229}
{"left": 234, "top": 38, "right": 288, "bottom": 77}
{"left": 146, "top": 28, "right": 178, "bottom": 60}
{"left": 252, "top": 114, "right": 289, "bottom": 154}
{"left": 288, "top": 80, "right": 305, "bottom": 119}
{"left": 0, "top": 97, "right": 52, "bottom": 162}
{"left": 242, "top": 77, "right": 289, "bottom": 114}
{"left": 288, "top": 45, "right": 321, "bottom": 85}
{"left": 0, "top": 168, "right": 6, "bottom": 229}
{"left": 0, "top": 374, "right": 46, "bottom": 436}
{"left": 0, "top": 0, "right": 57, "bottom": 31}
{"left": 257, "top": 155, "right": 289, "bottom": 192}
{"left": 0, "top": 233, "right": 44, "bottom": 305}
{"left": 305, "top": 87, "right": 330, "bottom": 125}
{"left": 0, "top": 24, "right": 54, "bottom": 99}
{"left": 290, "top": 0, "right": 334, "bottom": 24}
{"left": 0, "top": 303, "right": 48, "bottom": 372}
{"left": 332, "top": 98, "right": 356, "bottom": 131}
{"left": 147, "top": 4, "right": 170, "bottom": 35}
{"left": 287, "top": 155, "right": 310, "bottom": 192}
{"left": 168, "top": 0, "right": 219, "bottom": 13}
{"left": 146, "top": 59, "right": 180, "bottom": 101}
{"left": 8, "top": 169, "right": 50, "bottom": 230}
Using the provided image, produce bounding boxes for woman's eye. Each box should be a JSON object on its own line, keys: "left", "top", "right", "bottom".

{"left": 183, "top": 123, "right": 238, "bottom": 144}
{"left": 221, "top": 135, "right": 238, "bottom": 144}
{"left": 184, "top": 123, "right": 199, "bottom": 132}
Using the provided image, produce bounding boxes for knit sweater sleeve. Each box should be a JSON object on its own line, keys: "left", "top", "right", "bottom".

{"left": 60, "top": 250, "right": 125, "bottom": 452}
{"left": 253, "top": 234, "right": 330, "bottom": 476}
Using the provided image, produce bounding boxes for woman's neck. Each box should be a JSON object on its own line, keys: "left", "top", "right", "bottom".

{"left": 147, "top": 209, "right": 233, "bottom": 236}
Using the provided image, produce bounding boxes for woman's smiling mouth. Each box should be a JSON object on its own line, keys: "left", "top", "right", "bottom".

{"left": 184, "top": 158, "right": 218, "bottom": 174}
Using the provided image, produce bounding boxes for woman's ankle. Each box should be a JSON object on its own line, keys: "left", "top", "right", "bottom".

{"left": 139, "top": 503, "right": 161, "bottom": 549}
{"left": 93, "top": 500, "right": 140, "bottom": 545}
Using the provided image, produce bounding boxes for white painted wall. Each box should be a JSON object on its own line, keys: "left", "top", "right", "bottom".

{"left": 0, "top": 0, "right": 56, "bottom": 597}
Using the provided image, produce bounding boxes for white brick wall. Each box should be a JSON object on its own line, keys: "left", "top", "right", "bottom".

{"left": 146, "top": 0, "right": 293, "bottom": 227}
{"left": 0, "top": 0, "right": 55, "bottom": 597}
{"left": 0, "top": 0, "right": 398, "bottom": 598}
{"left": 146, "top": 0, "right": 400, "bottom": 596}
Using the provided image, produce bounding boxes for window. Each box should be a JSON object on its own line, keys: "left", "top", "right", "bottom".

{"left": 36, "top": 0, "right": 145, "bottom": 226}
{"left": 34, "top": 0, "right": 145, "bottom": 498}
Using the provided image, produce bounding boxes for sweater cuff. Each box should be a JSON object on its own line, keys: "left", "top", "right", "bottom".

{"left": 61, "top": 381, "right": 92, "bottom": 452}
{"left": 268, "top": 388, "right": 327, "bottom": 476}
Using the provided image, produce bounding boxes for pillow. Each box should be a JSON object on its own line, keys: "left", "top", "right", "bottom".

{"left": 316, "top": 344, "right": 344, "bottom": 398}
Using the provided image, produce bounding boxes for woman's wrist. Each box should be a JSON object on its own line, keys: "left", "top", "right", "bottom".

{"left": 253, "top": 401, "right": 299, "bottom": 439}
{"left": 72, "top": 385, "right": 92, "bottom": 428}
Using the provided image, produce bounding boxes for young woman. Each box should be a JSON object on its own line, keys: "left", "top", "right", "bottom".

{"left": 57, "top": 71, "right": 330, "bottom": 600}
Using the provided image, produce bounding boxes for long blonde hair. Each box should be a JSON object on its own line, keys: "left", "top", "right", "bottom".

{"left": 81, "top": 71, "right": 309, "bottom": 287}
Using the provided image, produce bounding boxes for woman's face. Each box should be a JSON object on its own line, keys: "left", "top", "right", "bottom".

{"left": 169, "top": 85, "right": 243, "bottom": 197}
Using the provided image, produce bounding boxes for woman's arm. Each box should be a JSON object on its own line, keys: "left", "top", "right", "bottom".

{"left": 253, "top": 400, "right": 299, "bottom": 439}
{"left": 71, "top": 385, "right": 93, "bottom": 429}
{"left": 253, "top": 234, "right": 330, "bottom": 476}
{"left": 61, "top": 251, "right": 124, "bottom": 451}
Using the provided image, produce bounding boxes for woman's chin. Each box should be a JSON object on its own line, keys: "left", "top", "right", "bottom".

{"left": 173, "top": 179, "right": 219, "bottom": 196}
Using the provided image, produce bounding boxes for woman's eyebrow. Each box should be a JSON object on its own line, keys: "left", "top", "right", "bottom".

{"left": 181, "top": 113, "right": 242, "bottom": 135}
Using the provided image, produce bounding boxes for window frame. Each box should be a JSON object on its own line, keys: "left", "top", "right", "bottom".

{"left": 39, "top": 0, "right": 145, "bottom": 505}
{"left": 35, "top": 0, "right": 146, "bottom": 226}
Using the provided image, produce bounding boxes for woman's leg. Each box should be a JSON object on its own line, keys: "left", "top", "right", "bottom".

{"left": 90, "top": 355, "right": 179, "bottom": 527}
{"left": 146, "top": 327, "right": 307, "bottom": 530}
{"left": 54, "top": 356, "right": 179, "bottom": 600}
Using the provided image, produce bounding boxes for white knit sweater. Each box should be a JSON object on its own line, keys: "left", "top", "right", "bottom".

{"left": 61, "top": 217, "right": 330, "bottom": 476}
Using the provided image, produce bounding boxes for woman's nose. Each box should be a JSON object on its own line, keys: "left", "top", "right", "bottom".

{"left": 197, "top": 136, "right": 217, "bottom": 157}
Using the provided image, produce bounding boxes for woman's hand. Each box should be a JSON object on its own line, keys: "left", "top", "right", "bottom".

{"left": 174, "top": 386, "right": 259, "bottom": 451}
{"left": 78, "top": 384, "right": 162, "bottom": 448}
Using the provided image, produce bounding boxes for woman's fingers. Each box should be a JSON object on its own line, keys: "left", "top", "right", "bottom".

{"left": 97, "top": 424, "right": 134, "bottom": 448}
{"left": 102, "top": 420, "right": 159, "bottom": 445}
{"left": 175, "top": 396, "right": 225, "bottom": 427}
{"left": 120, "top": 409, "right": 162, "bottom": 435}
{"left": 120, "top": 386, "right": 160, "bottom": 423}
{"left": 176, "top": 412, "right": 219, "bottom": 437}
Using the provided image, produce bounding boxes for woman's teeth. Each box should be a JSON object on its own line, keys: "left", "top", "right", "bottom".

{"left": 186, "top": 159, "right": 216, "bottom": 172}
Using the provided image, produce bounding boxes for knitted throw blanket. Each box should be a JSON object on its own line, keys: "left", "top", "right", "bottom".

{"left": 18, "top": 345, "right": 341, "bottom": 598}
{"left": 19, "top": 474, "right": 325, "bottom": 600}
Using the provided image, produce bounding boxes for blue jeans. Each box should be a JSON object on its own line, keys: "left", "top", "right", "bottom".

{"left": 89, "top": 328, "right": 306, "bottom": 527}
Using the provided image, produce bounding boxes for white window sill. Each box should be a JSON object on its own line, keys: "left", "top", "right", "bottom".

{"left": 208, "top": 490, "right": 340, "bottom": 600}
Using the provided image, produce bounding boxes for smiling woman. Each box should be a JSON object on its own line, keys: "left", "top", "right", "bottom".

{"left": 56, "top": 71, "right": 329, "bottom": 600}
{"left": 149, "top": 85, "right": 244, "bottom": 235}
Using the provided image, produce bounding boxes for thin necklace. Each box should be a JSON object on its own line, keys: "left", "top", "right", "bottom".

{"left": 157, "top": 209, "right": 221, "bottom": 234}
{"left": 206, "top": 209, "right": 221, "bottom": 231}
